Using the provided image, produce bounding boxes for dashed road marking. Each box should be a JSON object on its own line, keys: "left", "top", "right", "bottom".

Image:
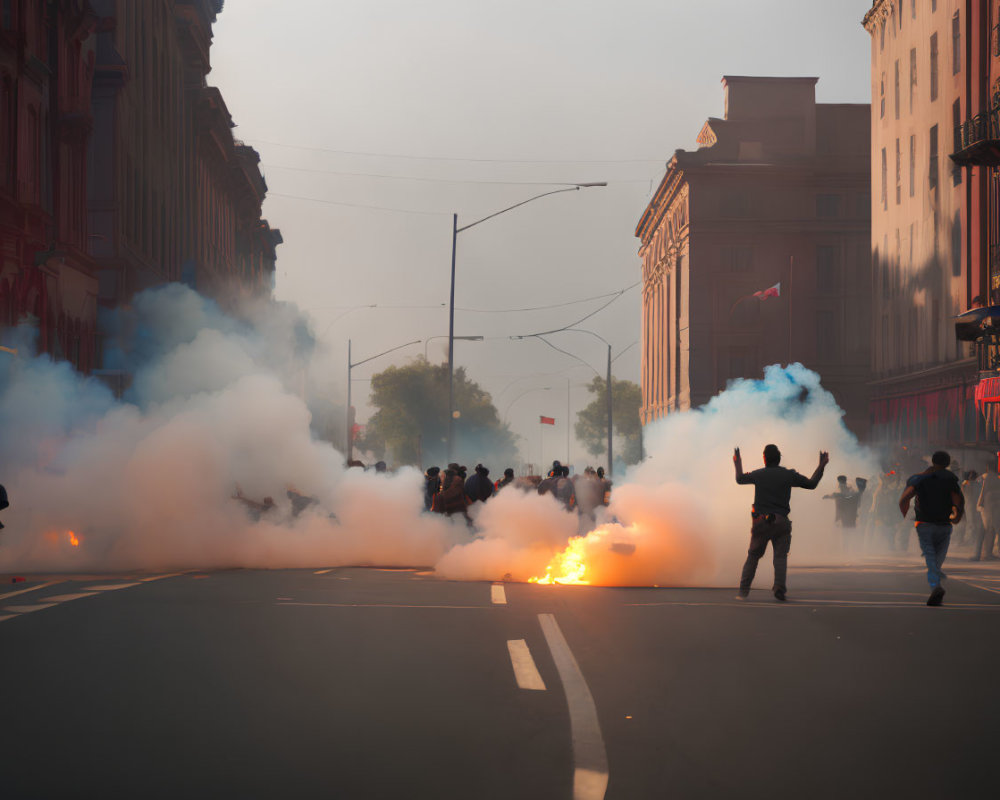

{"left": 314, "top": 568, "right": 334, "bottom": 574}
{"left": 43, "top": 593, "right": 97, "bottom": 603}
{"left": 491, "top": 583, "right": 507, "bottom": 605}
{"left": 957, "top": 579, "right": 1000, "bottom": 596}
{"left": 84, "top": 583, "right": 142, "bottom": 591}
{"left": 538, "top": 613, "right": 609, "bottom": 800}
{"left": 140, "top": 573, "right": 186, "bottom": 582}
{"left": 507, "top": 639, "right": 546, "bottom": 690}
{"left": 277, "top": 601, "right": 495, "bottom": 610}
{"left": 4, "top": 603, "right": 58, "bottom": 614}
{"left": 0, "top": 581, "right": 61, "bottom": 602}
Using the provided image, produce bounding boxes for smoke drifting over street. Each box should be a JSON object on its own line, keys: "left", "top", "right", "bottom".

{"left": 1, "top": 290, "right": 874, "bottom": 585}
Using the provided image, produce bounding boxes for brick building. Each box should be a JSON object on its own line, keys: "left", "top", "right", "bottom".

{"left": 0, "top": 0, "right": 102, "bottom": 370}
{"left": 635, "top": 76, "right": 872, "bottom": 437}
{"left": 1, "top": 0, "right": 280, "bottom": 373}
{"left": 862, "top": 0, "right": 988, "bottom": 450}
{"left": 950, "top": 1, "right": 1000, "bottom": 437}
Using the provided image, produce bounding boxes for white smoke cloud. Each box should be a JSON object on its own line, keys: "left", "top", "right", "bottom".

{"left": 0, "top": 287, "right": 878, "bottom": 589}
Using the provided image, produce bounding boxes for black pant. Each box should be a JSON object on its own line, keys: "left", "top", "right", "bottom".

{"left": 740, "top": 515, "right": 792, "bottom": 594}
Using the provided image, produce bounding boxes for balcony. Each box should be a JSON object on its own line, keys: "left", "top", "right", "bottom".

{"left": 951, "top": 103, "right": 1000, "bottom": 167}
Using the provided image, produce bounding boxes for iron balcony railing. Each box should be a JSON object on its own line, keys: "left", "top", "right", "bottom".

{"left": 955, "top": 104, "right": 1000, "bottom": 153}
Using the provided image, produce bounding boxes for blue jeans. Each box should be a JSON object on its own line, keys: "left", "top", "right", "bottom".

{"left": 915, "top": 522, "right": 952, "bottom": 588}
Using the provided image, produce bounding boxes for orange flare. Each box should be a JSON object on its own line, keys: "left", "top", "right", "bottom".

{"left": 529, "top": 537, "right": 591, "bottom": 585}
{"left": 68, "top": 531, "right": 80, "bottom": 547}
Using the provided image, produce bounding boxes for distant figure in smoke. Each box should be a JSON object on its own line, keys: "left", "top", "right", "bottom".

{"left": 374, "top": 461, "right": 388, "bottom": 473}
{"left": 465, "top": 464, "right": 494, "bottom": 504}
{"left": 494, "top": 468, "right": 515, "bottom": 493}
{"left": 974, "top": 461, "right": 1000, "bottom": 560}
{"left": 554, "top": 466, "right": 576, "bottom": 511}
{"left": 435, "top": 468, "right": 470, "bottom": 522}
{"left": 596, "top": 466, "right": 611, "bottom": 506}
{"left": 823, "top": 477, "right": 867, "bottom": 554}
{"left": 0, "top": 482, "right": 8, "bottom": 530}
{"left": 899, "top": 451, "right": 965, "bottom": 606}
{"left": 734, "top": 444, "right": 829, "bottom": 601}
{"left": 423, "top": 466, "right": 441, "bottom": 512}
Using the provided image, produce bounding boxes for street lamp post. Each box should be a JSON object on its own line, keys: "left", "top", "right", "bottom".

{"left": 503, "top": 385, "right": 552, "bottom": 424}
{"left": 447, "top": 182, "right": 606, "bottom": 461}
{"left": 425, "top": 334, "right": 483, "bottom": 360}
{"left": 346, "top": 337, "right": 420, "bottom": 463}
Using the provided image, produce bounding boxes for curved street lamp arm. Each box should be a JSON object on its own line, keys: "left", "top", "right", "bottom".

{"left": 513, "top": 333, "right": 601, "bottom": 377}
{"left": 611, "top": 340, "right": 638, "bottom": 363}
{"left": 456, "top": 183, "right": 605, "bottom": 234}
{"left": 351, "top": 339, "right": 421, "bottom": 369}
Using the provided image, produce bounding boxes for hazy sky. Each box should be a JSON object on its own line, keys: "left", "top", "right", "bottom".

{"left": 209, "top": 0, "right": 874, "bottom": 468}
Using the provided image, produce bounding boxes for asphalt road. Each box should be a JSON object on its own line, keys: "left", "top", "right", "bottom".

{"left": 1, "top": 558, "right": 998, "bottom": 799}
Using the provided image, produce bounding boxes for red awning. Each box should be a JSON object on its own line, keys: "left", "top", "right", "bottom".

{"left": 975, "top": 377, "right": 1000, "bottom": 410}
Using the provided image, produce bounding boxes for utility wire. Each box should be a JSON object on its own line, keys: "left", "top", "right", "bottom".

{"left": 268, "top": 191, "right": 447, "bottom": 216}
{"left": 458, "top": 283, "right": 638, "bottom": 314}
{"left": 256, "top": 139, "right": 664, "bottom": 165}
{"left": 263, "top": 164, "right": 595, "bottom": 187}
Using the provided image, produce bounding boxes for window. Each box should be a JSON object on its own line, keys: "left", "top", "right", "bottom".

{"left": 909, "top": 134, "right": 916, "bottom": 196}
{"left": 721, "top": 245, "right": 753, "bottom": 272}
{"left": 912, "top": 0, "right": 916, "bottom": 19}
{"left": 909, "top": 48, "right": 917, "bottom": 111}
{"left": 880, "top": 22, "right": 885, "bottom": 51}
{"left": 894, "top": 60, "right": 900, "bottom": 119}
{"left": 817, "top": 246, "right": 837, "bottom": 293}
{"left": 817, "top": 310, "right": 836, "bottom": 361}
{"left": 929, "top": 124, "right": 939, "bottom": 189}
{"left": 930, "top": 33, "right": 938, "bottom": 101}
{"left": 952, "top": 11, "right": 961, "bottom": 74}
{"left": 0, "top": 76, "right": 10, "bottom": 190}
{"left": 881, "top": 147, "right": 888, "bottom": 208}
{"left": 931, "top": 0, "right": 937, "bottom": 11}
{"left": 896, "top": 137, "right": 903, "bottom": 206}
{"left": 952, "top": 99, "right": 962, "bottom": 186}
{"left": 880, "top": 75, "right": 886, "bottom": 118}
{"left": 817, "top": 194, "right": 840, "bottom": 218}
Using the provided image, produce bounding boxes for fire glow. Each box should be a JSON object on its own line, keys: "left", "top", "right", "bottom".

{"left": 67, "top": 531, "right": 80, "bottom": 547}
{"left": 529, "top": 537, "right": 591, "bottom": 585}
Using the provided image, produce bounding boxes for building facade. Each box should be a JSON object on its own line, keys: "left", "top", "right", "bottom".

{"left": 0, "top": 0, "right": 102, "bottom": 370}
{"left": 635, "top": 76, "right": 872, "bottom": 437}
{"left": 950, "top": 1, "right": 1000, "bottom": 436}
{"left": 863, "top": 0, "right": 987, "bottom": 450}
{"left": 1, "top": 0, "right": 279, "bottom": 374}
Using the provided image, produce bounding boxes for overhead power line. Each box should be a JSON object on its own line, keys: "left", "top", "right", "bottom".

{"left": 256, "top": 139, "right": 663, "bottom": 165}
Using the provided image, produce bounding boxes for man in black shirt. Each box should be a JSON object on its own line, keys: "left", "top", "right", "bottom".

{"left": 899, "top": 451, "right": 965, "bottom": 606}
{"left": 734, "top": 444, "right": 829, "bottom": 601}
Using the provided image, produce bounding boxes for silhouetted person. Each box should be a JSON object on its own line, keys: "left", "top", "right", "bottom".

{"left": 494, "top": 468, "right": 515, "bottom": 492}
{"left": 824, "top": 475, "right": 866, "bottom": 529}
{"left": 465, "top": 464, "right": 494, "bottom": 504}
{"left": 374, "top": 461, "right": 387, "bottom": 473}
{"left": 734, "top": 444, "right": 829, "bottom": 601}
{"left": 899, "top": 450, "right": 964, "bottom": 606}
{"left": 975, "top": 462, "right": 1000, "bottom": 560}
{"left": 424, "top": 466, "right": 441, "bottom": 512}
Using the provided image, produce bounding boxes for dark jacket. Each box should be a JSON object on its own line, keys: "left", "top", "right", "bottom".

{"left": 465, "top": 471, "right": 494, "bottom": 503}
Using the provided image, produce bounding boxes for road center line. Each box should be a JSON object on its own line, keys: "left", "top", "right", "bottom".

{"left": 507, "top": 639, "right": 546, "bottom": 690}
{"left": 0, "top": 581, "right": 61, "bottom": 602}
{"left": 84, "top": 583, "right": 142, "bottom": 591}
{"left": 139, "top": 572, "right": 186, "bottom": 582}
{"left": 491, "top": 583, "right": 507, "bottom": 605}
{"left": 314, "top": 568, "right": 334, "bottom": 574}
{"left": 538, "top": 613, "right": 609, "bottom": 800}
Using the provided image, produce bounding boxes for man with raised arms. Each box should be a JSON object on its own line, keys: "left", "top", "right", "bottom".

{"left": 734, "top": 444, "right": 829, "bottom": 601}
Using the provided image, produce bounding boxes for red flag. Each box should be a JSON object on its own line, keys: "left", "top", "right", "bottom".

{"left": 540, "top": 416, "right": 555, "bottom": 425}
{"left": 753, "top": 281, "right": 781, "bottom": 300}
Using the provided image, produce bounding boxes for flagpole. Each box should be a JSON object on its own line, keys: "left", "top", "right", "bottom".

{"left": 787, "top": 255, "right": 794, "bottom": 365}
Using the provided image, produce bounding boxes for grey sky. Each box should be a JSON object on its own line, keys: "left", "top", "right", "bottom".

{"left": 209, "top": 0, "right": 874, "bottom": 468}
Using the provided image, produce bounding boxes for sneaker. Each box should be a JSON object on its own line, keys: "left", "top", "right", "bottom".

{"left": 774, "top": 589, "right": 787, "bottom": 602}
{"left": 927, "top": 586, "right": 945, "bottom": 606}
{"left": 735, "top": 591, "right": 750, "bottom": 601}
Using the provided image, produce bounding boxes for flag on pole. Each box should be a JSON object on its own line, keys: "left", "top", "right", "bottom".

{"left": 540, "top": 416, "right": 556, "bottom": 425}
{"left": 753, "top": 282, "right": 781, "bottom": 300}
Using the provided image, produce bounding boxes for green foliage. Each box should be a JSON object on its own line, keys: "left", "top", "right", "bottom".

{"left": 357, "top": 358, "right": 517, "bottom": 467}
{"left": 574, "top": 376, "right": 643, "bottom": 465}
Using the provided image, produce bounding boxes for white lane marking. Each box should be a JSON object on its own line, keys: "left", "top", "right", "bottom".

{"left": 4, "top": 603, "right": 58, "bottom": 613}
{"left": 42, "top": 593, "right": 97, "bottom": 603}
{"left": 140, "top": 572, "right": 186, "bottom": 582}
{"left": 958, "top": 579, "right": 1000, "bottom": 595}
{"left": 507, "top": 640, "right": 546, "bottom": 691}
{"left": 538, "top": 613, "right": 609, "bottom": 800}
{"left": 491, "top": 584, "right": 507, "bottom": 605}
{"left": 0, "top": 581, "right": 61, "bottom": 602}
{"left": 277, "top": 601, "right": 495, "bottom": 609}
{"left": 314, "top": 568, "right": 334, "bottom": 574}
{"left": 84, "top": 583, "right": 142, "bottom": 591}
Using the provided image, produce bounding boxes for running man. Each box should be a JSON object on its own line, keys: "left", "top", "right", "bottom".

{"left": 734, "top": 444, "right": 829, "bottom": 601}
{"left": 899, "top": 451, "right": 965, "bottom": 606}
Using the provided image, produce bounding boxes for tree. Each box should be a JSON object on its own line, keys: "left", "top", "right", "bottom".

{"left": 357, "top": 358, "right": 517, "bottom": 467}
{"left": 574, "top": 376, "right": 642, "bottom": 466}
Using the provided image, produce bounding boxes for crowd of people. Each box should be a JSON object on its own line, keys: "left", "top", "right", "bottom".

{"left": 422, "top": 460, "right": 611, "bottom": 527}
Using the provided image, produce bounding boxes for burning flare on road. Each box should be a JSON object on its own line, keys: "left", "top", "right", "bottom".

{"left": 529, "top": 537, "right": 591, "bottom": 585}
{"left": 67, "top": 531, "right": 80, "bottom": 547}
